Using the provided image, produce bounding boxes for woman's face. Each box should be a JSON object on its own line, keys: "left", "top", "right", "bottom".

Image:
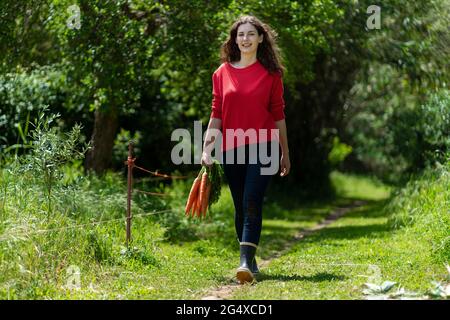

{"left": 235, "top": 22, "right": 263, "bottom": 55}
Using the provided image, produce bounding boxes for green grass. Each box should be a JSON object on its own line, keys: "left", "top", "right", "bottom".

{"left": 330, "top": 171, "right": 391, "bottom": 201}
{"left": 0, "top": 159, "right": 448, "bottom": 299}
{"left": 231, "top": 203, "right": 446, "bottom": 299}
{"left": 386, "top": 165, "right": 450, "bottom": 263}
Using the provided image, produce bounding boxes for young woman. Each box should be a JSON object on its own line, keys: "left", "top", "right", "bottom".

{"left": 201, "top": 15, "right": 291, "bottom": 284}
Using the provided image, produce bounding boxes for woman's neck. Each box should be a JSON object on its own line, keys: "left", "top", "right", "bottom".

{"left": 235, "top": 55, "right": 258, "bottom": 68}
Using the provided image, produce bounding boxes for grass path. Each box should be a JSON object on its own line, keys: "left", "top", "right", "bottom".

{"left": 227, "top": 199, "right": 446, "bottom": 300}
{"left": 201, "top": 200, "right": 367, "bottom": 300}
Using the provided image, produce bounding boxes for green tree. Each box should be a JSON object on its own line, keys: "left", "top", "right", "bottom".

{"left": 343, "top": 0, "right": 449, "bottom": 182}
{"left": 55, "top": 0, "right": 167, "bottom": 173}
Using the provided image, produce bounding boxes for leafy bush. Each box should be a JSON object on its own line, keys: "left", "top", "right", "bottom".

{"left": 346, "top": 84, "right": 449, "bottom": 182}
{"left": 389, "top": 89, "right": 450, "bottom": 172}
{"left": 0, "top": 65, "right": 67, "bottom": 155}
{"left": 20, "top": 109, "right": 90, "bottom": 215}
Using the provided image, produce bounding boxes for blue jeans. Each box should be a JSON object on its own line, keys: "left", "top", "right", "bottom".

{"left": 221, "top": 142, "right": 277, "bottom": 246}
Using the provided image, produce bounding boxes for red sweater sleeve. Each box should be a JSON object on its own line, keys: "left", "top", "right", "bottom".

{"left": 269, "top": 73, "right": 286, "bottom": 121}
{"left": 210, "top": 72, "right": 222, "bottom": 119}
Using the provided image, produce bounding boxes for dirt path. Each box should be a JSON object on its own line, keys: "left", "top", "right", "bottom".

{"left": 201, "top": 200, "right": 367, "bottom": 300}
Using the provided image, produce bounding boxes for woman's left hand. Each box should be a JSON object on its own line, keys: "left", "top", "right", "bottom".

{"left": 280, "top": 153, "right": 291, "bottom": 177}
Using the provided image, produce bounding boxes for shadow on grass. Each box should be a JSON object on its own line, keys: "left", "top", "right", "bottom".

{"left": 302, "top": 223, "right": 390, "bottom": 242}
{"left": 263, "top": 191, "right": 386, "bottom": 222}
{"left": 258, "top": 200, "right": 392, "bottom": 255}
{"left": 298, "top": 202, "right": 392, "bottom": 244}
{"left": 256, "top": 272, "right": 347, "bottom": 283}
{"left": 347, "top": 199, "right": 392, "bottom": 218}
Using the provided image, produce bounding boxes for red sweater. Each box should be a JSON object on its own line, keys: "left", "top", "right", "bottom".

{"left": 210, "top": 60, "right": 286, "bottom": 151}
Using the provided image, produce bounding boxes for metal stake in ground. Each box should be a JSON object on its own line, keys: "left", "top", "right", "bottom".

{"left": 126, "top": 141, "right": 135, "bottom": 247}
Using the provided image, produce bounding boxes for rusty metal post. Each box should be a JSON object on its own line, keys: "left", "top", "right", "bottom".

{"left": 126, "top": 141, "right": 134, "bottom": 247}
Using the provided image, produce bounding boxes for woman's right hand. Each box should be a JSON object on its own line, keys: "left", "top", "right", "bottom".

{"left": 201, "top": 151, "right": 213, "bottom": 167}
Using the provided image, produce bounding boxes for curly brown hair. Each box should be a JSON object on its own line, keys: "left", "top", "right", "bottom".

{"left": 220, "top": 15, "right": 285, "bottom": 75}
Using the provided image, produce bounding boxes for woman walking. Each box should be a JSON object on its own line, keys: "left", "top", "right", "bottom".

{"left": 202, "top": 15, "right": 291, "bottom": 284}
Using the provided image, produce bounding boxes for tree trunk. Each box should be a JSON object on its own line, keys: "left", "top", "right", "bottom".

{"left": 85, "top": 106, "right": 119, "bottom": 174}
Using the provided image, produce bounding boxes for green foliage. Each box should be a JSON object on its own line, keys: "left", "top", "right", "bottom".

{"left": 0, "top": 159, "right": 167, "bottom": 298}
{"left": 345, "top": 64, "right": 406, "bottom": 180}
{"left": 86, "top": 230, "right": 113, "bottom": 263}
{"left": 151, "top": 0, "right": 230, "bottom": 120}
{"left": 390, "top": 89, "right": 450, "bottom": 170}
{"left": 343, "top": 0, "right": 449, "bottom": 181}
{"left": 0, "top": 0, "right": 60, "bottom": 69}
{"left": 1, "top": 0, "right": 448, "bottom": 190}
{"left": 58, "top": 0, "right": 166, "bottom": 114}
{"left": 119, "top": 246, "right": 159, "bottom": 267}
{"left": 21, "top": 109, "right": 90, "bottom": 214}
{"left": 229, "top": 0, "right": 345, "bottom": 83}
{"left": 112, "top": 129, "right": 142, "bottom": 168}
{"left": 346, "top": 83, "right": 449, "bottom": 182}
{"left": 203, "top": 160, "right": 224, "bottom": 208}
{"left": 386, "top": 160, "right": 450, "bottom": 262}
{"left": 0, "top": 65, "right": 67, "bottom": 155}
{"left": 328, "top": 137, "right": 353, "bottom": 168}
{"left": 366, "top": 0, "right": 449, "bottom": 90}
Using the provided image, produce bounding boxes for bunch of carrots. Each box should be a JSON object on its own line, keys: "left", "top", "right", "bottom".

{"left": 185, "top": 160, "right": 223, "bottom": 219}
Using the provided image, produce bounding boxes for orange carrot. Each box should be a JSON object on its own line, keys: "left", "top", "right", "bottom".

{"left": 195, "top": 198, "right": 201, "bottom": 217}
{"left": 191, "top": 194, "right": 198, "bottom": 218}
{"left": 185, "top": 175, "right": 201, "bottom": 216}
{"left": 202, "top": 181, "right": 212, "bottom": 218}
{"left": 195, "top": 189, "right": 202, "bottom": 218}
{"left": 197, "top": 172, "right": 208, "bottom": 218}
{"left": 195, "top": 189, "right": 203, "bottom": 218}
